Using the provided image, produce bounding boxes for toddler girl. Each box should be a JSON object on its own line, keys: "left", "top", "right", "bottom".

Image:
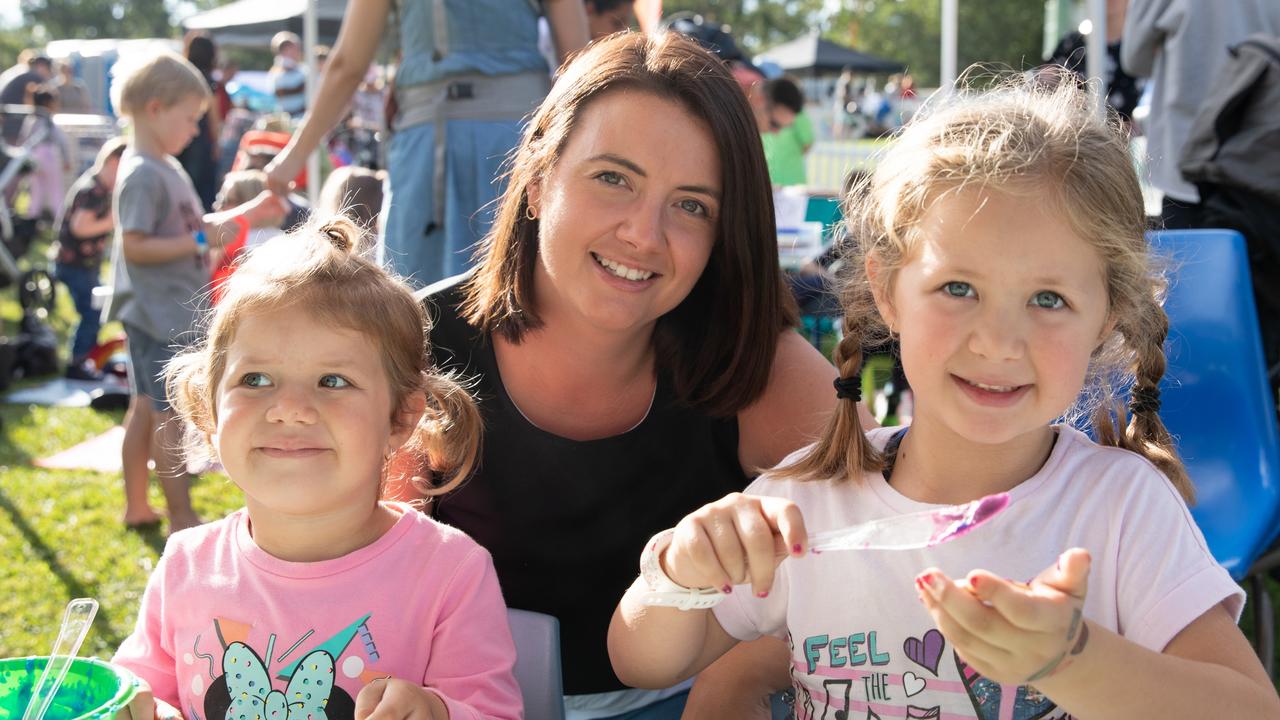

{"left": 608, "top": 78, "right": 1280, "bottom": 718}
{"left": 113, "top": 216, "right": 522, "bottom": 720}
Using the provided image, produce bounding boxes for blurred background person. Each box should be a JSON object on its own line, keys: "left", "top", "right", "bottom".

{"left": 0, "top": 50, "right": 51, "bottom": 105}
{"left": 53, "top": 137, "right": 127, "bottom": 380}
{"left": 19, "top": 84, "right": 74, "bottom": 224}
{"left": 265, "top": 0, "right": 589, "bottom": 286}
{"left": 177, "top": 31, "right": 223, "bottom": 211}
{"left": 1, "top": 50, "right": 52, "bottom": 143}
{"left": 52, "top": 60, "right": 91, "bottom": 114}
{"left": 269, "top": 31, "right": 307, "bottom": 118}
{"left": 1044, "top": 0, "right": 1141, "bottom": 122}
{"left": 1122, "top": 0, "right": 1280, "bottom": 227}
{"left": 760, "top": 77, "right": 812, "bottom": 188}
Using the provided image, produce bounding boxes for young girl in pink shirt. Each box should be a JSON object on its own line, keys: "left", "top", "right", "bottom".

{"left": 608, "top": 77, "right": 1280, "bottom": 718}
{"left": 113, "top": 216, "right": 521, "bottom": 720}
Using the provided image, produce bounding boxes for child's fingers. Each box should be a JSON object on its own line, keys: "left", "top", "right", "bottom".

{"left": 704, "top": 508, "right": 750, "bottom": 585}
{"left": 1033, "top": 548, "right": 1091, "bottom": 599}
{"left": 362, "top": 680, "right": 433, "bottom": 720}
{"left": 918, "top": 569, "right": 1031, "bottom": 647}
{"left": 732, "top": 500, "right": 785, "bottom": 596}
{"left": 916, "top": 573, "right": 1013, "bottom": 669}
{"left": 669, "top": 520, "right": 735, "bottom": 592}
{"left": 964, "top": 571, "right": 1071, "bottom": 632}
{"left": 762, "top": 496, "right": 808, "bottom": 558}
{"left": 354, "top": 677, "right": 390, "bottom": 720}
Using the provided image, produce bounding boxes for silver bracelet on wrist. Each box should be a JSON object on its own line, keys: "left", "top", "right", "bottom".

{"left": 638, "top": 528, "right": 726, "bottom": 610}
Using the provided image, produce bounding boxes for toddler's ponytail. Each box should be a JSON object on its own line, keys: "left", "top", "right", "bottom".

{"left": 394, "top": 370, "right": 482, "bottom": 497}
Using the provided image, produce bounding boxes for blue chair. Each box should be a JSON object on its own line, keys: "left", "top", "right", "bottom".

{"left": 1151, "top": 229, "right": 1280, "bottom": 674}
{"left": 507, "top": 608, "right": 565, "bottom": 720}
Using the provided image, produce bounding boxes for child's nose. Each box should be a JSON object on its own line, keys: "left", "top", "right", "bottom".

{"left": 265, "top": 387, "right": 317, "bottom": 424}
{"left": 968, "top": 305, "right": 1025, "bottom": 360}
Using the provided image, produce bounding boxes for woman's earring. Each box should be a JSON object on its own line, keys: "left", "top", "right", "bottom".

{"left": 525, "top": 206, "right": 537, "bottom": 221}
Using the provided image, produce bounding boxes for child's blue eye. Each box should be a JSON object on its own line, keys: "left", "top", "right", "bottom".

{"left": 241, "top": 372, "right": 272, "bottom": 388}
{"left": 319, "top": 374, "right": 351, "bottom": 389}
{"left": 1031, "top": 291, "right": 1066, "bottom": 309}
{"left": 943, "top": 281, "right": 975, "bottom": 298}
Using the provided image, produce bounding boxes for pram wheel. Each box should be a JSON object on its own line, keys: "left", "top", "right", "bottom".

{"left": 18, "top": 268, "right": 56, "bottom": 317}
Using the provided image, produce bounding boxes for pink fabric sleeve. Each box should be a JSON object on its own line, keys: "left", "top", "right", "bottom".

{"left": 111, "top": 553, "right": 180, "bottom": 708}
{"left": 1115, "top": 463, "right": 1245, "bottom": 652}
{"left": 422, "top": 546, "right": 523, "bottom": 720}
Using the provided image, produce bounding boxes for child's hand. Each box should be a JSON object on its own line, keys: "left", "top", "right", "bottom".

{"left": 121, "top": 677, "right": 182, "bottom": 720}
{"left": 915, "top": 548, "right": 1091, "bottom": 687}
{"left": 354, "top": 677, "right": 448, "bottom": 720}
{"left": 241, "top": 190, "right": 289, "bottom": 229}
{"left": 662, "top": 493, "right": 808, "bottom": 597}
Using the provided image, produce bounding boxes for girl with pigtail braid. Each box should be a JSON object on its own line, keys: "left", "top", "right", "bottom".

{"left": 611, "top": 74, "right": 1279, "bottom": 719}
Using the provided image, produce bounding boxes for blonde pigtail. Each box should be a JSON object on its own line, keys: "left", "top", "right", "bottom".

{"left": 1121, "top": 308, "right": 1193, "bottom": 502}
{"left": 775, "top": 321, "right": 884, "bottom": 482}
{"left": 402, "top": 370, "right": 483, "bottom": 497}
{"left": 1092, "top": 300, "right": 1194, "bottom": 503}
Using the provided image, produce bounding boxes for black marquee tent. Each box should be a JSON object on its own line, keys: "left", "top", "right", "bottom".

{"left": 758, "top": 32, "right": 905, "bottom": 76}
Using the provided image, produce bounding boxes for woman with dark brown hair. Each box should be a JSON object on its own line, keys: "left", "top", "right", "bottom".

{"left": 418, "top": 31, "right": 868, "bottom": 719}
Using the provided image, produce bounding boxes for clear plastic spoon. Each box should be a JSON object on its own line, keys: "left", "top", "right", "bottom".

{"left": 20, "top": 598, "right": 100, "bottom": 720}
{"left": 808, "top": 492, "right": 1011, "bottom": 553}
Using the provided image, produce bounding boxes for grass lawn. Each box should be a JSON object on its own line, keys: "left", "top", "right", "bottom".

{"left": 1, "top": 233, "right": 1277, "bottom": 691}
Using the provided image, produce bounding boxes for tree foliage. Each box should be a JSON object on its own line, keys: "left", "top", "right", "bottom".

{"left": 829, "top": 0, "right": 1045, "bottom": 86}
{"left": 19, "top": 0, "right": 228, "bottom": 41}
{"left": 663, "top": 0, "right": 1044, "bottom": 87}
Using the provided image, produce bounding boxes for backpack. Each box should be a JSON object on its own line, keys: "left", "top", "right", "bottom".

{"left": 1179, "top": 33, "right": 1280, "bottom": 384}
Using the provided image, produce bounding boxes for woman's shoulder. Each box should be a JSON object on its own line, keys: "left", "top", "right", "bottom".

{"left": 736, "top": 330, "right": 838, "bottom": 470}
{"left": 418, "top": 273, "right": 479, "bottom": 361}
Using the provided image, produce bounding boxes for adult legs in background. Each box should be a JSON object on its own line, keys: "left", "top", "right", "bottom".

{"left": 380, "top": 118, "right": 523, "bottom": 287}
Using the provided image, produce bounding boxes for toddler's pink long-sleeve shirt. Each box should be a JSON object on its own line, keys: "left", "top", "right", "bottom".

{"left": 114, "top": 503, "right": 522, "bottom": 720}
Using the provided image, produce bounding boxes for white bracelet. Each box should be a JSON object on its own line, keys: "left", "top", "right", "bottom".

{"left": 638, "top": 528, "right": 726, "bottom": 610}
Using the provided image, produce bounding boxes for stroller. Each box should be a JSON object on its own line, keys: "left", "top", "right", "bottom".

{"left": 0, "top": 106, "right": 61, "bottom": 390}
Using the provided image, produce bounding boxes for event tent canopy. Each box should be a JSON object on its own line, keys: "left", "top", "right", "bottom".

{"left": 181, "top": 0, "right": 346, "bottom": 47}
{"left": 758, "top": 32, "right": 905, "bottom": 75}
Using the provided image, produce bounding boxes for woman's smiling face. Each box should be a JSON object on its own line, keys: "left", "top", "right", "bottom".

{"left": 528, "top": 89, "right": 721, "bottom": 336}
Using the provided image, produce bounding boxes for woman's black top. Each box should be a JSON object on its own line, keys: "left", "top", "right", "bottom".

{"left": 422, "top": 276, "right": 749, "bottom": 694}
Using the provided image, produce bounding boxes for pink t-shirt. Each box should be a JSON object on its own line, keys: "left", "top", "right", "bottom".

{"left": 714, "top": 425, "right": 1243, "bottom": 720}
{"left": 113, "top": 503, "right": 522, "bottom": 720}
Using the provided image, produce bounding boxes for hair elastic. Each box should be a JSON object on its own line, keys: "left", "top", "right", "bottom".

{"left": 833, "top": 376, "right": 861, "bottom": 402}
{"left": 1129, "top": 386, "right": 1161, "bottom": 415}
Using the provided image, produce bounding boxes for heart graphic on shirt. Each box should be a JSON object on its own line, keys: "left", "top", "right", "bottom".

{"left": 903, "top": 671, "right": 926, "bottom": 697}
{"left": 903, "top": 629, "right": 945, "bottom": 675}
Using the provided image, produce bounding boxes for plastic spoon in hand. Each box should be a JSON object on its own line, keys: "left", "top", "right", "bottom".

{"left": 20, "top": 597, "right": 100, "bottom": 720}
{"left": 808, "top": 493, "right": 1010, "bottom": 553}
